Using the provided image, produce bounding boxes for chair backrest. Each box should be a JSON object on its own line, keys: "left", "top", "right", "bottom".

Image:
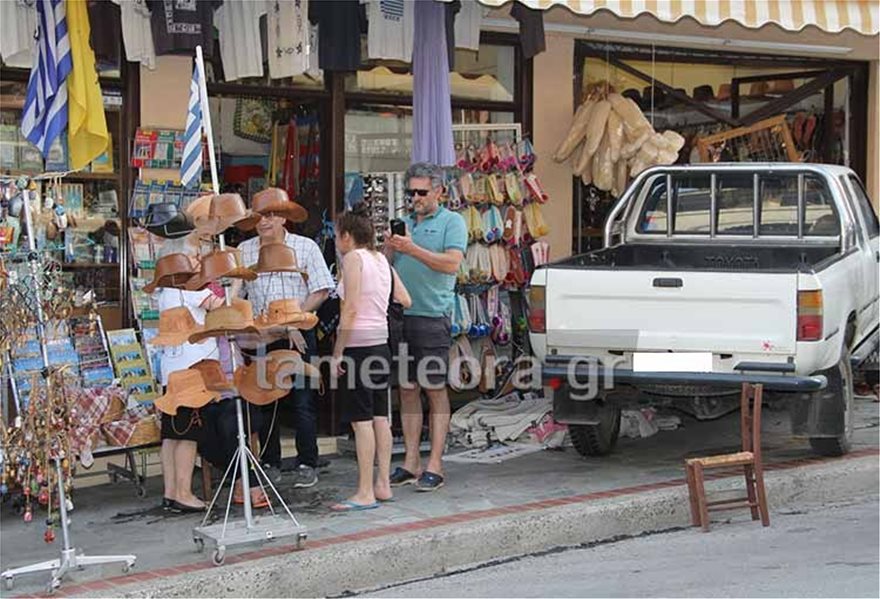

{"left": 740, "top": 383, "right": 764, "bottom": 459}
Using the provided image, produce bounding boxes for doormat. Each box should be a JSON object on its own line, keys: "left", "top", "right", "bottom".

{"left": 443, "top": 442, "right": 545, "bottom": 465}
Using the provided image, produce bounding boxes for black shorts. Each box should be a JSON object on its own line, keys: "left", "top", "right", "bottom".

{"left": 399, "top": 315, "right": 452, "bottom": 389}
{"left": 339, "top": 344, "right": 392, "bottom": 424}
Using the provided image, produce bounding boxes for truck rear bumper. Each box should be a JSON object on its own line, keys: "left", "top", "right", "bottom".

{"left": 541, "top": 356, "right": 827, "bottom": 392}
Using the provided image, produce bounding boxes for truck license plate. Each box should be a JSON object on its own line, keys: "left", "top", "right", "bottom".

{"left": 632, "top": 352, "right": 713, "bottom": 373}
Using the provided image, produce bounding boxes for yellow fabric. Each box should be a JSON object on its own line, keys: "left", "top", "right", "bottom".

{"left": 66, "top": 0, "right": 109, "bottom": 171}
{"left": 477, "top": 0, "right": 879, "bottom": 35}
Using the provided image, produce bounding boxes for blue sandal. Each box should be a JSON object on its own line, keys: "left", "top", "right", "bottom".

{"left": 389, "top": 466, "right": 417, "bottom": 487}
{"left": 330, "top": 500, "right": 380, "bottom": 512}
{"left": 415, "top": 471, "right": 445, "bottom": 492}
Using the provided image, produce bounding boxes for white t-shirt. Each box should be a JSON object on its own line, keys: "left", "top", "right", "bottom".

{"left": 266, "top": 0, "right": 310, "bottom": 79}
{"left": 156, "top": 288, "right": 218, "bottom": 386}
{"left": 454, "top": 0, "right": 485, "bottom": 52}
{"left": 112, "top": 0, "right": 156, "bottom": 70}
{"left": 0, "top": 0, "right": 37, "bottom": 69}
{"left": 214, "top": 1, "right": 266, "bottom": 82}
{"left": 363, "top": 0, "right": 414, "bottom": 62}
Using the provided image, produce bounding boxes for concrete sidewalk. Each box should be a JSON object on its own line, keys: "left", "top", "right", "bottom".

{"left": 1, "top": 397, "right": 877, "bottom": 597}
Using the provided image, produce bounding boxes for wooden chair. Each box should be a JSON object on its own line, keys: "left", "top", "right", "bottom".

{"left": 685, "top": 382, "right": 770, "bottom": 532}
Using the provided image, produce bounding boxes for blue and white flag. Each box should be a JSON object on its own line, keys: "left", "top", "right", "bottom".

{"left": 180, "top": 64, "right": 203, "bottom": 189}
{"left": 21, "top": 0, "right": 72, "bottom": 158}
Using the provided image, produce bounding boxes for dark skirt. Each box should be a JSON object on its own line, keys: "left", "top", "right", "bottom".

{"left": 160, "top": 408, "right": 204, "bottom": 442}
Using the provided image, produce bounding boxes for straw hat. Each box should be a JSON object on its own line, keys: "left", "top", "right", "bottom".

{"left": 252, "top": 242, "right": 309, "bottom": 280}
{"left": 190, "top": 359, "right": 235, "bottom": 392}
{"left": 252, "top": 188, "right": 308, "bottom": 224}
{"left": 188, "top": 298, "right": 259, "bottom": 343}
{"left": 185, "top": 248, "right": 257, "bottom": 291}
{"left": 149, "top": 306, "right": 205, "bottom": 347}
{"left": 143, "top": 253, "right": 196, "bottom": 294}
{"left": 194, "top": 193, "right": 261, "bottom": 236}
{"left": 154, "top": 370, "right": 220, "bottom": 415}
{"left": 254, "top": 299, "right": 319, "bottom": 331}
{"left": 233, "top": 349, "right": 321, "bottom": 406}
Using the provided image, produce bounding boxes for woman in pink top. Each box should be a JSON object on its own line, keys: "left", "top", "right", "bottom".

{"left": 332, "top": 206, "right": 411, "bottom": 511}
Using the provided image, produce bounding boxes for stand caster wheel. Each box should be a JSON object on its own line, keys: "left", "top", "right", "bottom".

{"left": 47, "top": 577, "right": 61, "bottom": 594}
{"left": 193, "top": 538, "right": 205, "bottom": 553}
{"left": 296, "top": 533, "right": 307, "bottom": 549}
{"left": 122, "top": 561, "right": 135, "bottom": 574}
{"left": 4, "top": 576, "right": 13, "bottom": 591}
{"left": 212, "top": 547, "right": 226, "bottom": 566}
{"left": 136, "top": 487, "right": 146, "bottom": 498}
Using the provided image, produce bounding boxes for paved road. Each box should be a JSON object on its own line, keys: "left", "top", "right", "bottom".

{"left": 361, "top": 497, "right": 880, "bottom": 598}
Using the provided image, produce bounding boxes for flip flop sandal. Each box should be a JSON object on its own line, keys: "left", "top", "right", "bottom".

{"left": 415, "top": 471, "right": 445, "bottom": 492}
{"left": 389, "top": 466, "right": 417, "bottom": 487}
{"left": 330, "top": 500, "right": 380, "bottom": 512}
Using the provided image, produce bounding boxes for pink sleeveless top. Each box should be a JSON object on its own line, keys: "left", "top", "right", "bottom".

{"left": 337, "top": 249, "right": 392, "bottom": 348}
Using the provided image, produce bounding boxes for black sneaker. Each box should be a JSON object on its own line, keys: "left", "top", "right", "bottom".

{"left": 262, "top": 464, "right": 283, "bottom": 485}
{"left": 291, "top": 465, "right": 318, "bottom": 488}
{"left": 415, "top": 471, "right": 444, "bottom": 492}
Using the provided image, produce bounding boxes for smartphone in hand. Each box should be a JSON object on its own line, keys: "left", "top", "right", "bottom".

{"left": 390, "top": 218, "right": 406, "bottom": 237}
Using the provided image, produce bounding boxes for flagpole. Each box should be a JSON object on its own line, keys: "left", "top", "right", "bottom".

{"left": 194, "top": 45, "right": 220, "bottom": 196}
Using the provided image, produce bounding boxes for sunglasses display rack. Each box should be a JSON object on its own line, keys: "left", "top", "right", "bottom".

{"left": 360, "top": 171, "right": 408, "bottom": 250}
{"left": 1, "top": 175, "right": 136, "bottom": 593}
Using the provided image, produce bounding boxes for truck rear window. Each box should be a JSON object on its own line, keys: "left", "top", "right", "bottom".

{"left": 637, "top": 172, "right": 838, "bottom": 238}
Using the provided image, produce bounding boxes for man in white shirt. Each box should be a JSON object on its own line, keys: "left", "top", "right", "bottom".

{"left": 237, "top": 214, "right": 334, "bottom": 488}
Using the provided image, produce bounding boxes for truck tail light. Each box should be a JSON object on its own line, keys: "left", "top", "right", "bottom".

{"left": 797, "top": 290, "right": 823, "bottom": 341}
{"left": 527, "top": 285, "right": 546, "bottom": 334}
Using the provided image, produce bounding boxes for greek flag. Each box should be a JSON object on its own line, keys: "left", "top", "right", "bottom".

{"left": 180, "top": 64, "right": 203, "bottom": 189}
{"left": 20, "top": 0, "right": 72, "bottom": 158}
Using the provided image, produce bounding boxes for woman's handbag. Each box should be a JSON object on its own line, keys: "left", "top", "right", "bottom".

{"left": 387, "top": 263, "right": 405, "bottom": 353}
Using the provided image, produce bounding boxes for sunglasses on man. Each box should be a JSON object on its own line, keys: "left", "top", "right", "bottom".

{"left": 404, "top": 188, "right": 431, "bottom": 197}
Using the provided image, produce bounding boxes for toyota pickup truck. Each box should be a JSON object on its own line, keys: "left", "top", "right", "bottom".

{"left": 529, "top": 164, "right": 879, "bottom": 458}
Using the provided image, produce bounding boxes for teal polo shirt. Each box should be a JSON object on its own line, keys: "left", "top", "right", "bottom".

{"left": 394, "top": 206, "right": 468, "bottom": 318}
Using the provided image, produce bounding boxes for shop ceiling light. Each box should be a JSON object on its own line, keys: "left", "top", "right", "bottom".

{"left": 482, "top": 18, "right": 854, "bottom": 56}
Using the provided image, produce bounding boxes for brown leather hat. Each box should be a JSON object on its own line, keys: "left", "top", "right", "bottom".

{"left": 154, "top": 370, "right": 219, "bottom": 415}
{"left": 254, "top": 299, "right": 320, "bottom": 331}
{"left": 194, "top": 193, "right": 261, "bottom": 236}
{"left": 747, "top": 81, "right": 769, "bottom": 98}
{"left": 149, "top": 306, "right": 205, "bottom": 346}
{"left": 252, "top": 242, "right": 309, "bottom": 280}
{"left": 252, "top": 188, "right": 308, "bottom": 224}
{"left": 768, "top": 79, "right": 795, "bottom": 95}
{"left": 190, "top": 359, "right": 234, "bottom": 392}
{"left": 716, "top": 83, "right": 732, "bottom": 101}
{"left": 233, "top": 349, "right": 321, "bottom": 406}
{"left": 184, "top": 193, "right": 213, "bottom": 222}
{"left": 186, "top": 248, "right": 257, "bottom": 291}
{"left": 188, "top": 298, "right": 259, "bottom": 343}
{"left": 143, "top": 253, "right": 196, "bottom": 294}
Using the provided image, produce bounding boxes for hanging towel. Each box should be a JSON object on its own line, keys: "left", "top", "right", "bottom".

{"left": 411, "top": 0, "right": 455, "bottom": 167}
{"left": 67, "top": 0, "right": 109, "bottom": 170}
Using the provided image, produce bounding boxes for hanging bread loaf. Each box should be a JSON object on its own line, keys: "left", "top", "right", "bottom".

{"left": 553, "top": 99, "right": 596, "bottom": 162}
{"left": 574, "top": 139, "right": 592, "bottom": 177}
{"left": 606, "top": 110, "right": 624, "bottom": 163}
{"left": 614, "top": 157, "right": 629, "bottom": 197}
{"left": 583, "top": 99, "right": 612, "bottom": 159}
{"left": 609, "top": 93, "right": 652, "bottom": 137}
{"left": 661, "top": 130, "right": 686, "bottom": 153}
{"left": 592, "top": 134, "right": 613, "bottom": 192}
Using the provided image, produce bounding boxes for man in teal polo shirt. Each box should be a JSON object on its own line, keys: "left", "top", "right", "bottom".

{"left": 386, "top": 162, "right": 467, "bottom": 492}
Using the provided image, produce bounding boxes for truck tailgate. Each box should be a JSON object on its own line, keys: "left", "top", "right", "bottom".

{"left": 545, "top": 268, "right": 798, "bottom": 355}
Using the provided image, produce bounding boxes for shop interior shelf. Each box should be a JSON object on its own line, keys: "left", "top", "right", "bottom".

{"left": 62, "top": 262, "right": 120, "bottom": 269}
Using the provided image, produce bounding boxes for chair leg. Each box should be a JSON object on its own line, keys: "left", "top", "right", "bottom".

{"left": 201, "top": 458, "right": 213, "bottom": 501}
{"left": 685, "top": 464, "right": 701, "bottom": 527}
{"left": 693, "top": 463, "right": 710, "bottom": 532}
{"left": 744, "top": 463, "right": 759, "bottom": 521}
{"left": 753, "top": 463, "right": 771, "bottom": 527}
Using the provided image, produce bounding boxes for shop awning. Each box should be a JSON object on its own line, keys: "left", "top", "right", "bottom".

{"left": 478, "top": 0, "right": 879, "bottom": 36}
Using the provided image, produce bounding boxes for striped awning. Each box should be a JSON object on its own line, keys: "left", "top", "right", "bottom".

{"left": 478, "top": 1, "right": 880, "bottom": 36}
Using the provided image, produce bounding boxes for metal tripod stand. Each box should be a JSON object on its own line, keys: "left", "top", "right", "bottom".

{"left": 1, "top": 186, "right": 136, "bottom": 593}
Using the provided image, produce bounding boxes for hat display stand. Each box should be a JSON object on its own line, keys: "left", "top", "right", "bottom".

{"left": 186, "top": 46, "right": 305, "bottom": 566}
{"left": 0, "top": 178, "right": 136, "bottom": 593}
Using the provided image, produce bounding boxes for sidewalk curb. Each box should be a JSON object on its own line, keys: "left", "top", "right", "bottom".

{"left": 74, "top": 452, "right": 879, "bottom": 598}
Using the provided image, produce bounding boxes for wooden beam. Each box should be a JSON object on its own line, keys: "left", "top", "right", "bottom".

{"left": 740, "top": 69, "right": 847, "bottom": 126}
{"left": 731, "top": 69, "right": 830, "bottom": 85}
{"left": 604, "top": 54, "right": 742, "bottom": 127}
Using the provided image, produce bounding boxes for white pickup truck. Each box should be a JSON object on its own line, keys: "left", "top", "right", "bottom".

{"left": 529, "top": 164, "right": 879, "bottom": 457}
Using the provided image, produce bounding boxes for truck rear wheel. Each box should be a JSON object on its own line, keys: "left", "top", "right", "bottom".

{"left": 809, "top": 353, "right": 854, "bottom": 457}
{"left": 569, "top": 405, "right": 621, "bottom": 457}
